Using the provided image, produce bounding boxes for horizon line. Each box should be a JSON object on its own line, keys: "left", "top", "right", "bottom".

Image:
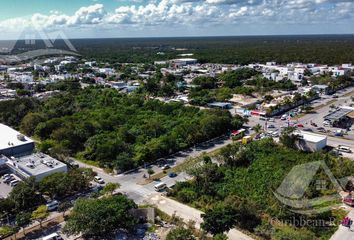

{"left": 1, "top": 33, "right": 354, "bottom": 41}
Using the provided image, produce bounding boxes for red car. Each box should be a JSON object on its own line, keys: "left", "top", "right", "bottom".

{"left": 296, "top": 124, "right": 304, "bottom": 128}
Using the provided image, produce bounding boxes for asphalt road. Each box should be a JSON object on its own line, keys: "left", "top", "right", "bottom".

{"left": 148, "top": 194, "right": 254, "bottom": 240}
{"left": 70, "top": 87, "right": 354, "bottom": 240}
{"left": 75, "top": 135, "right": 232, "bottom": 204}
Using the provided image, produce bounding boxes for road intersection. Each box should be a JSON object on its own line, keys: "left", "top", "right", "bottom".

{"left": 72, "top": 87, "right": 354, "bottom": 239}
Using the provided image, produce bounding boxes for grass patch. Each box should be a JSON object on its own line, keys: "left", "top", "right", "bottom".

{"left": 75, "top": 153, "right": 101, "bottom": 167}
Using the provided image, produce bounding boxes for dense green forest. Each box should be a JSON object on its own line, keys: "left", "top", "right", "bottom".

{"left": 73, "top": 35, "right": 354, "bottom": 65}
{"left": 169, "top": 139, "right": 354, "bottom": 239}
{"left": 7, "top": 35, "right": 354, "bottom": 64}
{"left": 0, "top": 87, "right": 242, "bottom": 171}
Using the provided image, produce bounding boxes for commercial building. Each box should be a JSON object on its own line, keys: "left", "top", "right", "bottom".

{"left": 170, "top": 58, "right": 198, "bottom": 67}
{"left": 207, "top": 102, "right": 233, "bottom": 109}
{"left": 0, "top": 124, "right": 67, "bottom": 181}
{"left": 294, "top": 131, "right": 327, "bottom": 152}
{"left": 324, "top": 108, "right": 353, "bottom": 129}
{"left": 2, "top": 153, "right": 67, "bottom": 181}
{"left": 0, "top": 124, "right": 35, "bottom": 157}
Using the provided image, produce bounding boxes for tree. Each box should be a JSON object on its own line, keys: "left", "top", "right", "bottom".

{"left": 20, "top": 112, "right": 46, "bottom": 136}
{"left": 100, "top": 182, "right": 121, "bottom": 195}
{"left": 253, "top": 124, "right": 262, "bottom": 134}
{"left": 264, "top": 95, "right": 274, "bottom": 103}
{"left": 31, "top": 205, "right": 49, "bottom": 228}
{"left": 192, "top": 76, "right": 218, "bottom": 89}
{"left": 213, "top": 234, "right": 228, "bottom": 240}
{"left": 64, "top": 195, "right": 137, "bottom": 239}
{"left": 279, "top": 127, "right": 299, "bottom": 149}
{"left": 0, "top": 198, "right": 14, "bottom": 220}
{"left": 58, "top": 202, "right": 72, "bottom": 217}
{"left": 9, "top": 177, "right": 42, "bottom": 212}
{"left": 147, "top": 168, "right": 155, "bottom": 179}
{"left": 201, "top": 205, "right": 237, "bottom": 235}
{"left": 166, "top": 227, "right": 196, "bottom": 240}
{"left": 16, "top": 212, "right": 32, "bottom": 235}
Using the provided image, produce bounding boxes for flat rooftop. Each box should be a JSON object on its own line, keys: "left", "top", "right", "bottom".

{"left": 297, "top": 131, "right": 327, "bottom": 143}
{"left": 0, "top": 124, "right": 34, "bottom": 151}
{"left": 7, "top": 153, "right": 67, "bottom": 177}
{"left": 324, "top": 108, "right": 352, "bottom": 122}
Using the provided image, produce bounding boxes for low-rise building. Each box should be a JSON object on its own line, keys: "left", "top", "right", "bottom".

{"left": 0, "top": 124, "right": 35, "bottom": 157}
{"left": 0, "top": 124, "right": 67, "bottom": 181}
{"left": 3, "top": 153, "right": 68, "bottom": 181}
{"left": 294, "top": 131, "right": 327, "bottom": 152}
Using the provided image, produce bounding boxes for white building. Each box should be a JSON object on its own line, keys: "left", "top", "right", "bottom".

{"left": 295, "top": 131, "right": 327, "bottom": 152}
{"left": 0, "top": 124, "right": 35, "bottom": 157}
{"left": 3, "top": 153, "right": 67, "bottom": 181}
{"left": 0, "top": 124, "right": 67, "bottom": 181}
{"left": 170, "top": 58, "right": 198, "bottom": 67}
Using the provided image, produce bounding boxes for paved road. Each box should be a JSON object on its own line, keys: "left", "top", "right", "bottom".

{"left": 148, "top": 194, "right": 254, "bottom": 240}
{"left": 76, "top": 136, "right": 232, "bottom": 204}
{"left": 73, "top": 136, "right": 256, "bottom": 239}
{"left": 70, "top": 87, "right": 354, "bottom": 240}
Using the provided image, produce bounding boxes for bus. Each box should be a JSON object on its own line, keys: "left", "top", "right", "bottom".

{"left": 154, "top": 182, "right": 167, "bottom": 192}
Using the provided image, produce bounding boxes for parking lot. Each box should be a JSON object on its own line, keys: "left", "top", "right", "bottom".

{"left": 0, "top": 173, "right": 22, "bottom": 198}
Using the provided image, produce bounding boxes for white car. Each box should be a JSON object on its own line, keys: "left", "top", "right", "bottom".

{"left": 94, "top": 176, "right": 105, "bottom": 184}
{"left": 161, "top": 164, "right": 170, "bottom": 170}
{"left": 46, "top": 200, "right": 59, "bottom": 211}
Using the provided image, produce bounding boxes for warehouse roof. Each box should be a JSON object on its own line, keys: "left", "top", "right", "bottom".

{"left": 296, "top": 131, "right": 327, "bottom": 143}
{"left": 6, "top": 153, "right": 67, "bottom": 177}
{"left": 324, "top": 108, "right": 352, "bottom": 122}
{"left": 0, "top": 124, "right": 34, "bottom": 151}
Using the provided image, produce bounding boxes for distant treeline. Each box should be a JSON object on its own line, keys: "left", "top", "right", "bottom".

{"left": 4, "top": 35, "right": 354, "bottom": 65}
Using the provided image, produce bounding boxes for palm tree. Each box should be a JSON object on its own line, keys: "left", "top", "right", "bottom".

{"left": 253, "top": 124, "right": 262, "bottom": 134}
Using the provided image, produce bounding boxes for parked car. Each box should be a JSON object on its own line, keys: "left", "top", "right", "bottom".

{"left": 303, "top": 128, "right": 313, "bottom": 132}
{"left": 1, "top": 174, "right": 10, "bottom": 180}
{"left": 311, "top": 122, "right": 318, "bottom": 127}
{"left": 4, "top": 176, "right": 15, "bottom": 184}
{"left": 168, "top": 172, "right": 177, "bottom": 178}
{"left": 161, "top": 164, "right": 170, "bottom": 170}
{"left": 268, "top": 124, "right": 275, "bottom": 129}
{"left": 46, "top": 200, "right": 59, "bottom": 211}
{"left": 10, "top": 179, "right": 19, "bottom": 187}
{"left": 94, "top": 176, "right": 105, "bottom": 184}
{"left": 296, "top": 124, "right": 304, "bottom": 128}
{"left": 316, "top": 127, "right": 326, "bottom": 132}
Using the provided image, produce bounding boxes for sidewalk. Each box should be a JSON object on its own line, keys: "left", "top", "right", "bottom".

{"left": 147, "top": 194, "right": 254, "bottom": 240}
{"left": 4, "top": 211, "right": 69, "bottom": 240}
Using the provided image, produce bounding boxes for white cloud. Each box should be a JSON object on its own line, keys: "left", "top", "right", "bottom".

{"left": 0, "top": 0, "right": 353, "bottom": 36}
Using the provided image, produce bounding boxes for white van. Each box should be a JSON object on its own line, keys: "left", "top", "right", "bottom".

{"left": 46, "top": 200, "right": 59, "bottom": 211}
{"left": 154, "top": 182, "right": 167, "bottom": 192}
{"left": 337, "top": 145, "right": 352, "bottom": 153}
{"left": 42, "top": 232, "right": 62, "bottom": 240}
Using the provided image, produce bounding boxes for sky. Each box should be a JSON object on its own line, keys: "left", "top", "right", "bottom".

{"left": 0, "top": 0, "right": 353, "bottom": 39}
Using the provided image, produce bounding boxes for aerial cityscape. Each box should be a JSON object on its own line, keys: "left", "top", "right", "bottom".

{"left": 1, "top": 1, "right": 354, "bottom": 240}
